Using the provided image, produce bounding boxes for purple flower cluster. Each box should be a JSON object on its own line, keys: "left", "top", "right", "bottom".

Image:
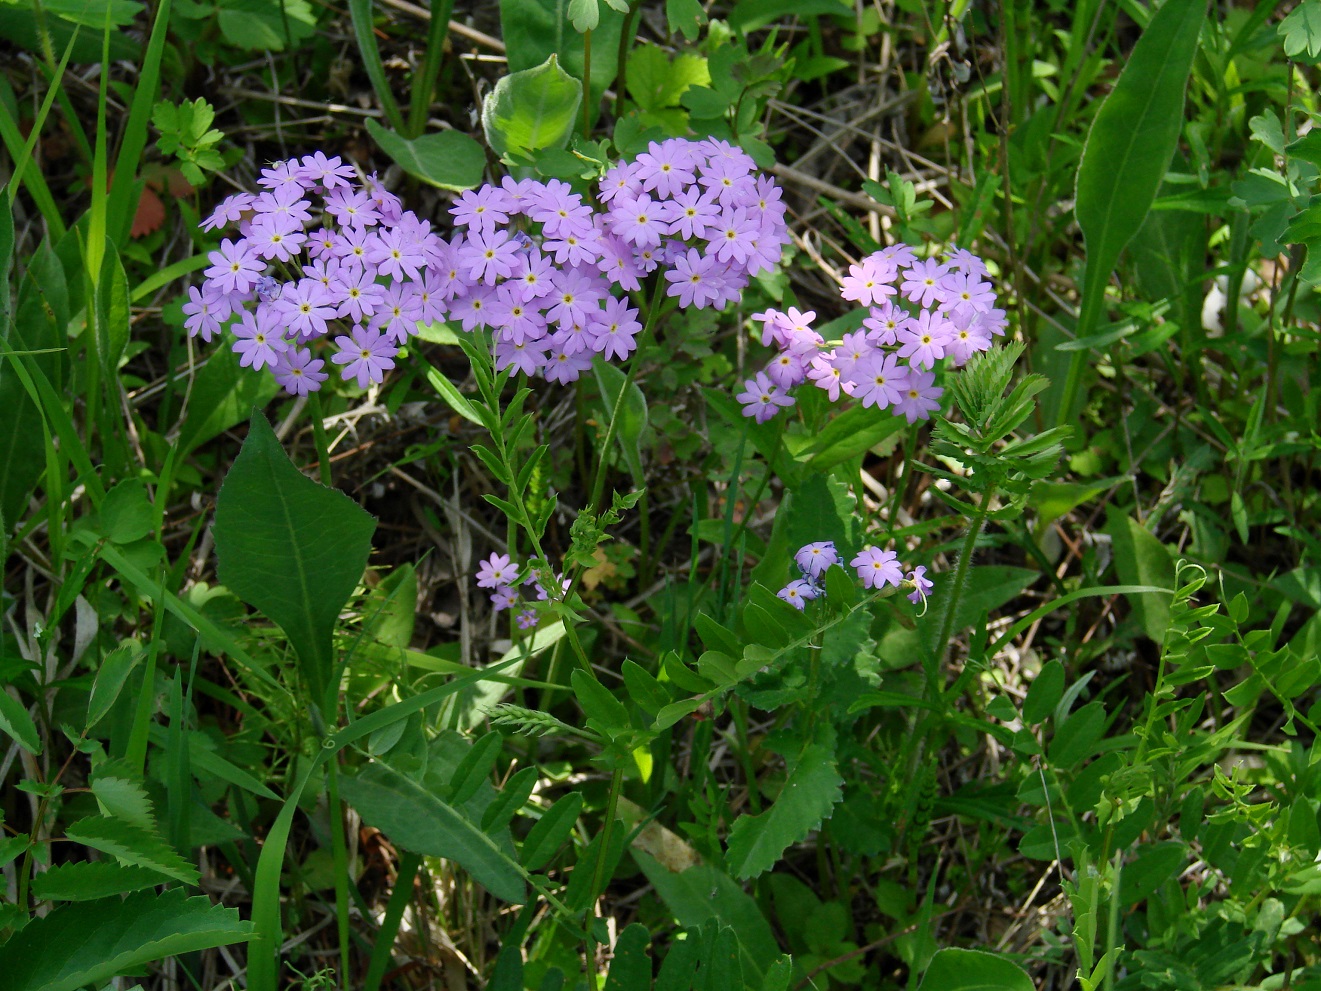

{"left": 190, "top": 154, "right": 444, "bottom": 394}
{"left": 187, "top": 139, "right": 789, "bottom": 392}
{"left": 776, "top": 540, "right": 932, "bottom": 610}
{"left": 475, "top": 552, "right": 570, "bottom": 630}
{"left": 737, "top": 246, "right": 1007, "bottom": 425}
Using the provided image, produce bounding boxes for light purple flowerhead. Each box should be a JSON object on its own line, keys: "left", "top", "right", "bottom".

{"left": 851, "top": 546, "right": 903, "bottom": 590}
{"left": 795, "top": 541, "right": 839, "bottom": 579}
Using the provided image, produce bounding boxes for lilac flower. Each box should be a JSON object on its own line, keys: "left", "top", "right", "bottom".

{"left": 766, "top": 349, "right": 807, "bottom": 389}
{"left": 494, "top": 336, "right": 549, "bottom": 375}
{"left": 589, "top": 297, "right": 641, "bottom": 361}
{"left": 516, "top": 609, "right": 539, "bottom": 630}
{"left": 852, "top": 546, "right": 903, "bottom": 589}
{"left": 840, "top": 255, "right": 898, "bottom": 306}
{"left": 852, "top": 351, "right": 908, "bottom": 411}
{"left": 907, "top": 566, "right": 934, "bottom": 604}
{"left": 204, "top": 238, "right": 264, "bottom": 295}
{"left": 367, "top": 227, "right": 426, "bottom": 282}
{"left": 182, "top": 285, "right": 229, "bottom": 342}
{"left": 324, "top": 188, "right": 380, "bottom": 228}
{"left": 543, "top": 347, "right": 594, "bottom": 384}
{"left": 299, "top": 151, "right": 356, "bottom": 189}
{"left": 896, "top": 310, "right": 952, "bottom": 370}
{"left": 900, "top": 259, "right": 951, "bottom": 308}
{"left": 665, "top": 249, "right": 722, "bottom": 309}
{"left": 331, "top": 326, "right": 396, "bottom": 389}
{"left": 201, "top": 193, "right": 254, "bottom": 232}
{"left": 490, "top": 586, "right": 519, "bottom": 612}
{"left": 777, "top": 579, "right": 820, "bottom": 610}
{"left": 662, "top": 187, "right": 720, "bottom": 240}
{"left": 476, "top": 553, "right": 519, "bottom": 589}
{"left": 736, "top": 371, "right": 795, "bottom": 423}
{"left": 451, "top": 186, "right": 513, "bottom": 233}
{"left": 272, "top": 347, "right": 328, "bottom": 395}
{"left": 807, "top": 353, "right": 850, "bottom": 401}
{"left": 257, "top": 160, "right": 307, "bottom": 191}
{"left": 795, "top": 541, "right": 839, "bottom": 579}
{"left": 247, "top": 216, "right": 305, "bottom": 263}
{"left": 277, "top": 279, "right": 336, "bottom": 341}
{"left": 371, "top": 282, "right": 424, "bottom": 344}
{"left": 464, "top": 229, "right": 521, "bottom": 285}
{"left": 230, "top": 309, "right": 287, "bottom": 370}
{"left": 894, "top": 369, "right": 943, "bottom": 424}
{"left": 334, "top": 224, "right": 373, "bottom": 270}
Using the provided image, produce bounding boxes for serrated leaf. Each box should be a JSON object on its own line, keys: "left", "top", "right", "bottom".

{"left": 213, "top": 411, "right": 376, "bottom": 715}
{"left": 90, "top": 775, "right": 156, "bottom": 831}
{"left": 0, "top": 689, "right": 41, "bottom": 755}
{"left": 725, "top": 744, "right": 843, "bottom": 879}
{"left": 482, "top": 55, "right": 582, "bottom": 162}
{"left": 64, "top": 816, "right": 198, "bottom": 884}
{"left": 364, "top": 120, "right": 487, "bottom": 191}
{"left": 87, "top": 640, "right": 142, "bottom": 731}
{"left": 31, "top": 861, "right": 171, "bottom": 902}
{"left": 916, "top": 947, "right": 1034, "bottom": 991}
{"left": 0, "top": 888, "right": 252, "bottom": 991}
{"left": 340, "top": 761, "right": 526, "bottom": 902}
{"left": 521, "top": 792, "right": 582, "bottom": 870}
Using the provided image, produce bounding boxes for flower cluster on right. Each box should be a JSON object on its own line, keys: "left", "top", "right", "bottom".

{"left": 737, "top": 246, "right": 1006, "bottom": 425}
{"left": 778, "top": 540, "right": 932, "bottom": 610}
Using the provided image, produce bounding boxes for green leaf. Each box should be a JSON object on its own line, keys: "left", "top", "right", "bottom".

{"left": 481, "top": 765, "right": 540, "bottom": 833}
{"left": 213, "top": 411, "right": 376, "bottom": 714}
{"left": 499, "top": 0, "right": 626, "bottom": 125}
{"left": 31, "top": 861, "right": 171, "bottom": 902}
{"left": 622, "top": 659, "right": 671, "bottom": 714}
{"left": 340, "top": 761, "right": 526, "bottom": 903}
{"left": 1280, "top": 0, "right": 1321, "bottom": 60}
{"left": 626, "top": 45, "right": 710, "bottom": 112}
{"left": 98, "top": 478, "right": 155, "bottom": 544}
{"left": 666, "top": 0, "right": 705, "bottom": 38}
{"left": 1022, "top": 659, "right": 1064, "bottom": 725}
{"left": 424, "top": 358, "right": 484, "bottom": 424}
{"left": 482, "top": 55, "right": 582, "bottom": 162}
{"left": 448, "top": 731, "right": 504, "bottom": 806}
{"left": 215, "top": 0, "right": 316, "bottom": 50}
{"left": 1057, "top": 0, "right": 1206, "bottom": 423}
{"left": 521, "top": 791, "right": 582, "bottom": 870}
{"left": 790, "top": 405, "right": 906, "bottom": 473}
{"left": 725, "top": 744, "right": 843, "bottom": 880}
{"left": 916, "top": 947, "right": 1034, "bottom": 991}
{"left": 1103, "top": 510, "right": 1175, "bottom": 642}
{"left": 0, "top": 888, "right": 252, "bottom": 991}
{"left": 364, "top": 120, "right": 487, "bottom": 191}
{"left": 1048, "top": 701, "right": 1107, "bottom": 770}
{"left": 63, "top": 816, "right": 199, "bottom": 884}
{"left": 0, "top": 689, "right": 40, "bottom": 755}
{"left": 593, "top": 358, "right": 648, "bottom": 485}
{"left": 175, "top": 344, "right": 280, "bottom": 457}
{"left": 1120, "top": 841, "right": 1186, "bottom": 905}
{"left": 90, "top": 775, "right": 156, "bottom": 831}
{"left": 571, "top": 668, "right": 631, "bottom": 731}
{"left": 604, "top": 923, "right": 653, "bottom": 991}
{"left": 94, "top": 239, "right": 130, "bottom": 380}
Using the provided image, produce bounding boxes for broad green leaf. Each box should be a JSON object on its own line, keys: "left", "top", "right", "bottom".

{"left": 1120, "top": 841, "right": 1187, "bottom": 905}
{"left": 1056, "top": 0, "right": 1206, "bottom": 424}
{"left": 632, "top": 851, "right": 777, "bottom": 982}
{"left": 64, "top": 815, "right": 199, "bottom": 883}
{"left": 213, "top": 411, "right": 376, "bottom": 714}
{"left": 571, "top": 668, "right": 631, "bottom": 731}
{"left": 340, "top": 761, "right": 526, "bottom": 903}
{"left": 42, "top": 0, "right": 142, "bottom": 26}
{"left": 1280, "top": 0, "right": 1321, "bottom": 60}
{"left": 604, "top": 923, "right": 652, "bottom": 991}
{"left": 791, "top": 405, "right": 905, "bottom": 473}
{"left": 622, "top": 659, "right": 671, "bottom": 714}
{"left": 1048, "top": 701, "right": 1107, "bottom": 770}
{"left": 916, "top": 948, "right": 1034, "bottom": 991}
{"left": 482, "top": 55, "right": 582, "bottom": 162}
{"left": 175, "top": 345, "right": 281, "bottom": 457}
{"left": 1021, "top": 659, "right": 1064, "bottom": 725}
{"left": 31, "top": 861, "right": 171, "bottom": 902}
{"left": 215, "top": 0, "right": 316, "bottom": 50}
{"left": 98, "top": 478, "right": 155, "bottom": 544}
{"left": 725, "top": 744, "right": 843, "bottom": 880}
{"left": 447, "top": 731, "right": 504, "bottom": 806}
{"left": 0, "top": 888, "right": 252, "bottom": 991}
{"left": 364, "top": 120, "right": 487, "bottom": 191}
{"left": 593, "top": 358, "right": 648, "bottom": 485}
{"left": 0, "top": 689, "right": 40, "bottom": 755}
{"left": 666, "top": 0, "right": 705, "bottom": 38}
{"left": 1103, "top": 510, "right": 1175, "bottom": 641}
{"left": 521, "top": 791, "right": 582, "bottom": 870}
{"left": 626, "top": 44, "right": 709, "bottom": 113}
{"left": 919, "top": 566, "right": 1038, "bottom": 658}
{"left": 499, "top": 0, "right": 626, "bottom": 126}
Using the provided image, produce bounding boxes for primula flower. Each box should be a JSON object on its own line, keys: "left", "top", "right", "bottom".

{"left": 272, "top": 347, "right": 328, "bottom": 395}
{"left": 331, "top": 326, "right": 396, "bottom": 389}
{"left": 852, "top": 546, "right": 903, "bottom": 589}
{"left": 795, "top": 541, "right": 839, "bottom": 579}
{"left": 204, "top": 238, "right": 264, "bottom": 295}
{"left": 230, "top": 309, "right": 287, "bottom": 370}
{"left": 777, "top": 579, "right": 820, "bottom": 610}
{"left": 490, "top": 586, "right": 519, "bottom": 612}
{"left": 907, "top": 566, "right": 934, "bottom": 605}
{"left": 516, "top": 609, "right": 539, "bottom": 630}
{"left": 476, "top": 553, "right": 519, "bottom": 589}
{"left": 736, "top": 371, "right": 796, "bottom": 423}
{"left": 182, "top": 285, "right": 229, "bottom": 342}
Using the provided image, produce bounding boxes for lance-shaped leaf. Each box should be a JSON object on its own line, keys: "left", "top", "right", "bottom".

{"left": 340, "top": 760, "right": 526, "bottom": 903}
{"left": 725, "top": 743, "right": 843, "bottom": 880}
{"left": 0, "top": 888, "right": 253, "bottom": 991}
{"left": 482, "top": 54, "right": 582, "bottom": 162}
{"left": 214, "top": 411, "right": 376, "bottom": 714}
{"left": 1054, "top": 0, "right": 1207, "bottom": 424}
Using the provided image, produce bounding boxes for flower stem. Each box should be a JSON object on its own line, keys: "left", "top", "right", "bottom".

{"left": 308, "top": 391, "right": 333, "bottom": 487}
{"left": 585, "top": 764, "right": 625, "bottom": 991}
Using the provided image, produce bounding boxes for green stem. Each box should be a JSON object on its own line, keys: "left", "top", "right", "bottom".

{"left": 581, "top": 28, "right": 593, "bottom": 139}
{"left": 406, "top": 0, "right": 455, "bottom": 137}
{"left": 364, "top": 851, "right": 421, "bottom": 991}
{"left": 585, "top": 765, "right": 625, "bottom": 991}
{"left": 932, "top": 485, "right": 995, "bottom": 685}
{"left": 308, "top": 392, "right": 333, "bottom": 487}
{"left": 326, "top": 759, "right": 352, "bottom": 989}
